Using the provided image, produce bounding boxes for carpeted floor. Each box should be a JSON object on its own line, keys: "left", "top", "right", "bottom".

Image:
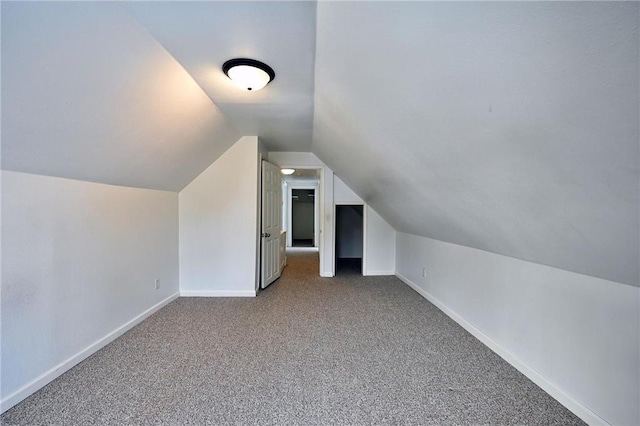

{"left": 1, "top": 251, "right": 583, "bottom": 425}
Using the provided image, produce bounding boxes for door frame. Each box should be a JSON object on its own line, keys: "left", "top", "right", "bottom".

{"left": 287, "top": 183, "right": 319, "bottom": 248}
{"left": 273, "top": 164, "right": 331, "bottom": 277}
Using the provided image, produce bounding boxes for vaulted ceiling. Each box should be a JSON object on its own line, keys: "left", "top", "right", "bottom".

{"left": 123, "top": 1, "right": 317, "bottom": 152}
{"left": 2, "top": 1, "right": 638, "bottom": 286}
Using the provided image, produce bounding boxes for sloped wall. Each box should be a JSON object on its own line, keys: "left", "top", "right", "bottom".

{"left": 313, "top": 1, "right": 639, "bottom": 286}
{"left": 1, "top": 2, "right": 240, "bottom": 191}
{"left": 1, "top": 171, "right": 179, "bottom": 411}
{"left": 364, "top": 207, "right": 396, "bottom": 276}
{"left": 334, "top": 175, "right": 362, "bottom": 204}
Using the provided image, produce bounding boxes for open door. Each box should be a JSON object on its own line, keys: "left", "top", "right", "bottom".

{"left": 261, "top": 160, "right": 282, "bottom": 289}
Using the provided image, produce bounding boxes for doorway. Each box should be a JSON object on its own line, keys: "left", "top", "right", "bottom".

{"left": 291, "top": 189, "right": 315, "bottom": 247}
{"left": 276, "top": 163, "right": 326, "bottom": 276}
{"left": 284, "top": 172, "right": 320, "bottom": 249}
{"left": 335, "top": 204, "right": 363, "bottom": 275}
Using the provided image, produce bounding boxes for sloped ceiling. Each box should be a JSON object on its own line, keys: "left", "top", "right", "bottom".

{"left": 313, "top": 2, "right": 639, "bottom": 286}
{"left": 2, "top": 2, "right": 638, "bottom": 286}
{"left": 123, "top": 1, "right": 317, "bottom": 152}
{"left": 1, "top": 2, "right": 240, "bottom": 191}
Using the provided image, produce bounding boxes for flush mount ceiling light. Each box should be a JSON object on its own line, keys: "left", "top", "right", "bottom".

{"left": 223, "top": 58, "right": 275, "bottom": 91}
{"left": 281, "top": 168, "right": 295, "bottom": 175}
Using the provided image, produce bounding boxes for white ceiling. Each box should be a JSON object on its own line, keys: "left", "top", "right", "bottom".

{"left": 123, "top": 1, "right": 317, "bottom": 152}
{"left": 2, "top": 2, "right": 638, "bottom": 286}
{"left": 1, "top": 2, "right": 240, "bottom": 191}
{"left": 313, "top": 2, "right": 639, "bottom": 286}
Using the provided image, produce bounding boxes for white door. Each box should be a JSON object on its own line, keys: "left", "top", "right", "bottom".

{"left": 261, "top": 160, "right": 282, "bottom": 289}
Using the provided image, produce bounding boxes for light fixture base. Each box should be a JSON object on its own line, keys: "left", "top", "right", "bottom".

{"left": 223, "top": 58, "right": 275, "bottom": 91}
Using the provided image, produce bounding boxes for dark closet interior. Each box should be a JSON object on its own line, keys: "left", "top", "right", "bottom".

{"left": 335, "top": 204, "right": 363, "bottom": 275}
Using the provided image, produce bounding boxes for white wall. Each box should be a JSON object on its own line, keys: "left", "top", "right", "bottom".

{"left": 269, "top": 152, "right": 325, "bottom": 169}
{"left": 396, "top": 232, "right": 639, "bottom": 426}
{"left": 1, "top": 171, "right": 179, "bottom": 411}
{"left": 334, "top": 175, "right": 363, "bottom": 204}
{"left": 179, "top": 136, "right": 260, "bottom": 297}
{"left": 363, "top": 206, "right": 396, "bottom": 276}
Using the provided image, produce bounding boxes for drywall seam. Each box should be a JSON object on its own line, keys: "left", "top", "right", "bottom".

{"left": 180, "top": 290, "right": 257, "bottom": 298}
{"left": 0, "top": 292, "right": 179, "bottom": 413}
{"left": 395, "top": 273, "right": 610, "bottom": 426}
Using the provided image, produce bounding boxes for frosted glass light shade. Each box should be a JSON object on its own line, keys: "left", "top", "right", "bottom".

{"left": 281, "top": 169, "right": 295, "bottom": 175}
{"left": 227, "top": 65, "right": 270, "bottom": 91}
{"left": 223, "top": 58, "right": 275, "bottom": 91}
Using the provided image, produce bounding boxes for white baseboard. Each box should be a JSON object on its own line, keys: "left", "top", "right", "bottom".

{"left": 180, "top": 290, "right": 256, "bottom": 297}
{"left": 364, "top": 270, "right": 395, "bottom": 276}
{"left": 1, "top": 292, "right": 179, "bottom": 414}
{"left": 395, "top": 273, "right": 609, "bottom": 426}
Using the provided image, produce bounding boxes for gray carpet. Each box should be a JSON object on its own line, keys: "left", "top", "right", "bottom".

{"left": 1, "top": 252, "right": 583, "bottom": 425}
